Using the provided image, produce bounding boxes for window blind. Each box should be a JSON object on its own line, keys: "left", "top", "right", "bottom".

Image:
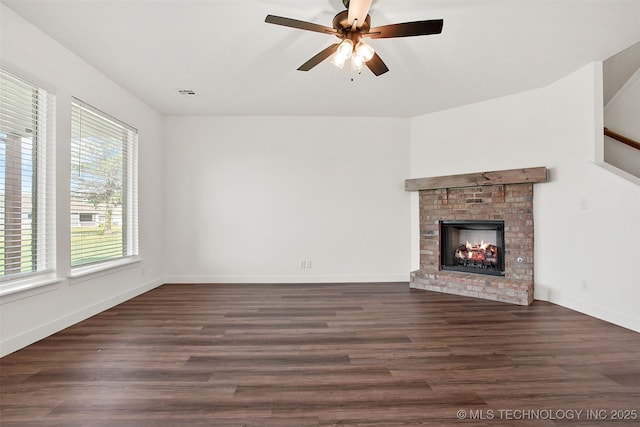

{"left": 0, "top": 68, "right": 55, "bottom": 280}
{"left": 70, "top": 99, "right": 138, "bottom": 268}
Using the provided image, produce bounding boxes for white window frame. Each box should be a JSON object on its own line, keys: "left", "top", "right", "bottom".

{"left": 0, "top": 67, "right": 57, "bottom": 296}
{"left": 69, "top": 98, "right": 138, "bottom": 276}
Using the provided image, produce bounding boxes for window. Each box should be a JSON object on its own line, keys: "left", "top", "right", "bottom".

{"left": 78, "top": 213, "right": 94, "bottom": 223}
{"left": 0, "top": 68, "right": 55, "bottom": 281}
{"left": 70, "top": 99, "right": 138, "bottom": 268}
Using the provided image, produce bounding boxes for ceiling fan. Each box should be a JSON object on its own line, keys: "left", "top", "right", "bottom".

{"left": 265, "top": 0, "right": 443, "bottom": 76}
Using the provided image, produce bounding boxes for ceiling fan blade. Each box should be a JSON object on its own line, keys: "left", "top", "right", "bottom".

{"left": 297, "top": 43, "right": 340, "bottom": 71}
{"left": 265, "top": 15, "right": 338, "bottom": 35}
{"left": 347, "top": 0, "right": 373, "bottom": 28}
{"left": 366, "top": 52, "right": 389, "bottom": 76}
{"left": 368, "top": 19, "right": 443, "bottom": 39}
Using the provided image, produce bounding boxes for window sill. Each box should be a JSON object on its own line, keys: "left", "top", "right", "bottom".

{"left": 69, "top": 257, "right": 142, "bottom": 283}
{"left": 0, "top": 274, "right": 63, "bottom": 303}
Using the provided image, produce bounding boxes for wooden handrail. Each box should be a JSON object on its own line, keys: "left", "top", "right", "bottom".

{"left": 604, "top": 127, "right": 640, "bottom": 151}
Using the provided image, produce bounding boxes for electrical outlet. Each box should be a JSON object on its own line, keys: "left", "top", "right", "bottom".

{"left": 300, "top": 260, "right": 312, "bottom": 269}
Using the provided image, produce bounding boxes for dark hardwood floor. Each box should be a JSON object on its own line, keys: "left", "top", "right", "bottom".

{"left": 1, "top": 283, "right": 639, "bottom": 426}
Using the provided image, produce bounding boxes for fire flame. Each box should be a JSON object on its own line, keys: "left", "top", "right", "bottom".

{"left": 466, "top": 240, "right": 489, "bottom": 250}
{"left": 456, "top": 240, "right": 499, "bottom": 266}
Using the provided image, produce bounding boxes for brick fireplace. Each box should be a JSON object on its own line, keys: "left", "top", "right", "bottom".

{"left": 405, "top": 167, "right": 547, "bottom": 305}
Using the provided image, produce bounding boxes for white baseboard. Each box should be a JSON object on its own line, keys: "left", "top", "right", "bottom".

{"left": 536, "top": 288, "right": 639, "bottom": 333}
{"left": 163, "top": 273, "right": 410, "bottom": 284}
{"left": 0, "top": 276, "right": 164, "bottom": 357}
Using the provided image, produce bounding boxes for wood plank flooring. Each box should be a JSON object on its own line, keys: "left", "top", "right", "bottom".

{"left": 1, "top": 283, "right": 639, "bottom": 426}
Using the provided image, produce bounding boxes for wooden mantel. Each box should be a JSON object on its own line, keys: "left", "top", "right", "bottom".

{"left": 405, "top": 167, "right": 547, "bottom": 192}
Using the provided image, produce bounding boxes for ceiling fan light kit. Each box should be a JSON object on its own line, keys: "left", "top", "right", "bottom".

{"left": 265, "top": 0, "right": 444, "bottom": 77}
{"left": 336, "top": 38, "right": 354, "bottom": 60}
{"left": 355, "top": 40, "right": 375, "bottom": 62}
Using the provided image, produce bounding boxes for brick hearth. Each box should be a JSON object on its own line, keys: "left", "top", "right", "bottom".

{"left": 405, "top": 167, "right": 547, "bottom": 305}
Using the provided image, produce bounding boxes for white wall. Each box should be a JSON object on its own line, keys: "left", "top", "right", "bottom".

{"left": 410, "top": 63, "right": 640, "bottom": 332}
{"left": 0, "top": 5, "right": 165, "bottom": 356}
{"left": 604, "top": 68, "right": 640, "bottom": 178}
{"left": 163, "top": 116, "right": 410, "bottom": 283}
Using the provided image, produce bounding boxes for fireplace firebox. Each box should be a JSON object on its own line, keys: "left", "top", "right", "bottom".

{"left": 440, "top": 220, "right": 505, "bottom": 276}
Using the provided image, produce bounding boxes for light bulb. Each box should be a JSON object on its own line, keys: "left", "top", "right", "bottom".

{"left": 331, "top": 52, "right": 348, "bottom": 69}
{"left": 355, "top": 40, "right": 375, "bottom": 62}
{"left": 351, "top": 54, "right": 365, "bottom": 73}
{"left": 332, "top": 39, "right": 354, "bottom": 69}
{"left": 336, "top": 39, "right": 354, "bottom": 58}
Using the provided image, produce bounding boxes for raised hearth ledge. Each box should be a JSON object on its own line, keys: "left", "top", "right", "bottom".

{"left": 405, "top": 166, "right": 547, "bottom": 191}
{"left": 411, "top": 270, "right": 534, "bottom": 306}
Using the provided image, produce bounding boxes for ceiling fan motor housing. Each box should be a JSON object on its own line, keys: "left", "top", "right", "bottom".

{"left": 333, "top": 10, "right": 371, "bottom": 36}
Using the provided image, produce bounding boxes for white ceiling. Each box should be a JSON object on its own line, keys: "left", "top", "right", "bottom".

{"left": 3, "top": 0, "right": 640, "bottom": 118}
